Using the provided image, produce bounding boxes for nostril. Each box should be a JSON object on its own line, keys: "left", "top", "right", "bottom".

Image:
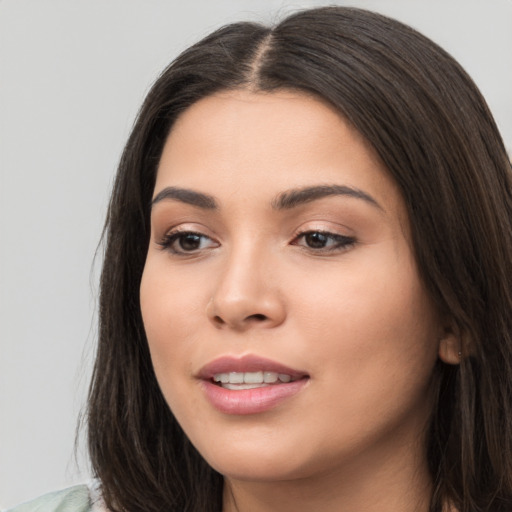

{"left": 247, "top": 314, "right": 267, "bottom": 322}
{"left": 213, "top": 315, "right": 225, "bottom": 325}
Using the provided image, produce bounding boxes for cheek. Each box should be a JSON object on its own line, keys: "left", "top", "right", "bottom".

{"left": 291, "top": 245, "right": 439, "bottom": 394}
{"left": 283, "top": 256, "right": 439, "bottom": 463}
{"left": 139, "top": 260, "right": 203, "bottom": 383}
{"left": 140, "top": 260, "right": 218, "bottom": 434}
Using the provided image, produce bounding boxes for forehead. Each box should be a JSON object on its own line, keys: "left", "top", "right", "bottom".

{"left": 164, "top": 89, "right": 371, "bottom": 164}
{"left": 155, "top": 89, "right": 403, "bottom": 217}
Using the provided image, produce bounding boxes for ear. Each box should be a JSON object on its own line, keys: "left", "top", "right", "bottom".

{"left": 438, "top": 323, "right": 462, "bottom": 365}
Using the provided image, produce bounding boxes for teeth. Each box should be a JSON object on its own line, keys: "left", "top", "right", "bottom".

{"left": 244, "top": 371, "right": 263, "bottom": 384}
{"left": 229, "top": 372, "right": 244, "bottom": 384}
{"left": 263, "top": 371, "right": 278, "bottom": 383}
{"left": 213, "top": 371, "right": 293, "bottom": 385}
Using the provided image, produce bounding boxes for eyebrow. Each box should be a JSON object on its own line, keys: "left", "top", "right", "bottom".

{"left": 151, "top": 187, "right": 217, "bottom": 209}
{"left": 151, "top": 184, "right": 383, "bottom": 212}
{"left": 271, "top": 185, "right": 383, "bottom": 211}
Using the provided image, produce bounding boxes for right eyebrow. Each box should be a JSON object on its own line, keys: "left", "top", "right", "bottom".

{"left": 151, "top": 187, "right": 218, "bottom": 210}
{"left": 271, "top": 184, "right": 383, "bottom": 211}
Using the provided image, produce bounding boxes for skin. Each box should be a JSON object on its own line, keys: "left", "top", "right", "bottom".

{"left": 140, "top": 90, "right": 459, "bottom": 512}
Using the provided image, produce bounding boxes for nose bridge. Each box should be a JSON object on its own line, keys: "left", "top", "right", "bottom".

{"left": 208, "top": 234, "right": 285, "bottom": 329}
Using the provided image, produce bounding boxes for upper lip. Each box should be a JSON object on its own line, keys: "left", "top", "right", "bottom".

{"left": 198, "top": 355, "right": 308, "bottom": 380}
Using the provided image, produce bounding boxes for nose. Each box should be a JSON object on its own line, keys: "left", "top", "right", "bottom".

{"left": 206, "top": 247, "right": 286, "bottom": 331}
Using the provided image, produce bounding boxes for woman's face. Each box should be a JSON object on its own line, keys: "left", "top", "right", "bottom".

{"left": 140, "top": 90, "right": 446, "bottom": 483}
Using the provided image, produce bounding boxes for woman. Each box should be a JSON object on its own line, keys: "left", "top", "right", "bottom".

{"left": 10, "top": 6, "right": 512, "bottom": 512}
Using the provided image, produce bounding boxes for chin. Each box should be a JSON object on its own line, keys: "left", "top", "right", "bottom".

{"left": 208, "top": 455, "right": 312, "bottom": 483}
{"left": 190, "top": 431, "right": 327, "bottom": 483}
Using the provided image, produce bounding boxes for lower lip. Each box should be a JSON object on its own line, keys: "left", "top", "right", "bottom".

{"left": 201, "top": 379, "right": 308, "bottom": 415}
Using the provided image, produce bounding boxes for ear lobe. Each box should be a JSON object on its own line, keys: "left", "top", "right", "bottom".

{"left": 438, "top": 325, "right": 462, "bottom": 365}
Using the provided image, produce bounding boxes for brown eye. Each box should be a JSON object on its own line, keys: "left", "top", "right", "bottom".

{"left": 294, "top": 230, "right": 356, "bottom": 252}
{"left": 158, "top": 231, "right": 218, "bottom": 254}
{"left": 178, "top": 233, "right": 202, "bottom": 251}
{"left": 304, "top": 232, "right": 329, "bottom": 248}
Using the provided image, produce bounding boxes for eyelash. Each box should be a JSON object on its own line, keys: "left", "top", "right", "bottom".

{"left": 156, "top": 230, "right": 218, "bottom": 254}
{"left": 292, "top": 230, "right": 356, "bottom": 253}
{"left": 156, "top": 229, "right": 356, "bottom": 255}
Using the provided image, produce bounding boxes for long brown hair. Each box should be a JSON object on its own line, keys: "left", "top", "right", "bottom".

{"left": 87, "top": 7, "right": 512, "bottom": 512}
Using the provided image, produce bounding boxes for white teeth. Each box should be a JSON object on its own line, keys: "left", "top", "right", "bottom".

{"left": 229, "top": 372, "right": 244, "bottom": 384}
{"left": 213, "top": 371, "right": 294, "bottom": 386}
{"left": 263, "top": 371, "right": 278, "bottom": 383}
{"left": 244, "top": 371, "right": 263, "bottom": 384}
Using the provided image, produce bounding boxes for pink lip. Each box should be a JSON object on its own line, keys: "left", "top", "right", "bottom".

{"left": 198, "top": 355, "right": 307, "bottom": 379}
{"left": 198, "top": 355, "right": 309, "bottom": 415}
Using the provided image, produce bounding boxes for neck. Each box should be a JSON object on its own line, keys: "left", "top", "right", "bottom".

{"left": 222, "top": 438, "right": 433, "bottom": 512}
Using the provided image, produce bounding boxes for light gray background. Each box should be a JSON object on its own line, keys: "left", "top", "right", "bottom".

{"left": 1, "top": 0, "right": 511, "bottom": 508}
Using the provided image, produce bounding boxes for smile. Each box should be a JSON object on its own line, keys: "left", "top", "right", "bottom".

{"left": 213, "top": 371, "right": 296, "bottom": 389}
{"left": 199, "top": 356, "right": 309, "bottom": 414}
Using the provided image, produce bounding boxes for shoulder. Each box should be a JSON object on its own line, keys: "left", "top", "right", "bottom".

{"left": 5, "top": 483, "right": 107, "bottom": 512}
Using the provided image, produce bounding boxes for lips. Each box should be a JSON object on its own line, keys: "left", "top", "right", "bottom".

{"left": 198, "top": 355, "right": 309, "bottom": 415}
{"left": 198, "top": 355, "right": 308, "bottom": 379}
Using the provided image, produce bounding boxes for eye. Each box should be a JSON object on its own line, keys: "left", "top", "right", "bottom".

{"left": 157, "top": 230, "right": 218, "bottom": 254}
{"left": 293, "top": 230, "right": 355, "bottom": 252}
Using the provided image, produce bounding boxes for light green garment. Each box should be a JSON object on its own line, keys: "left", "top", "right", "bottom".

{"left": 6, "top": 485, "right": 95, "bottom": 512}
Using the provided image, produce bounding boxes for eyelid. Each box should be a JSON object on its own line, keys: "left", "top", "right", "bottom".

{"left": 155, "top": 221, "right": 216, "bottom": 241}
{"left": 291, "top": 221, "right": 354, "bottom": 240}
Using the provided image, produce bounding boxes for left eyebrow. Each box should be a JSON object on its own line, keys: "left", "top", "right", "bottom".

{"left": 151, "top": 186, "right": 218, "bottom": 209}
{"left": 271, "top": 185, "right": 383, "bottom": 211}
